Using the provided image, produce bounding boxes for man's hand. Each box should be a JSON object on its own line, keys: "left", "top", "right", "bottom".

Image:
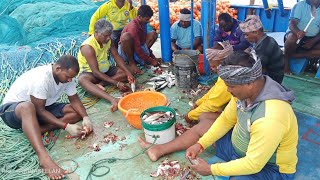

{"left": 127, "top": 74, "right": 135, "bottom": 84}
{"left": 151, "top": 59, "right": 161, "bottom": 66}
{"left": 82, "top": 116, "right": 93, "bottom": 133}
{"left": 296, "top": 30, "right": 305, "bottom": 40}
{"left": 65, "top": 123, "right": 83, "bottom": 136}
{"left": 186, "top": 143, "right": 204, "bottom": 159}
{"left": 117, "top": 82, "right": 130, "bottom": 92}
{"left": 190, "top": 158, "right": 212, "bottom": 176}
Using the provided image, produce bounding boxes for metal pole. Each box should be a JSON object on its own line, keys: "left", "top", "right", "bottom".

{"left": 158, "top": 0, "right": 172, "bottom": 62}
{"left": 209, "top": 0, "right": 216, "bottom": 47}
{"left": 190, "top": 0, "right": 194, "bottom": 50}
{"left": 201, "top": 0, "right": 211, "bottom": 74}
{"left": 276, "top": 0, "right": 287, "bottom": 16}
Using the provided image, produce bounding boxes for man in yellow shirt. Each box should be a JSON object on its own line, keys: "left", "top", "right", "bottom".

{"left": 186, "top": 45, "right": 233, "bottom": 123}
{"left": 186, "top": 51, "right": 298, "bottom": 179}
{"left": 138, "top": 47, "right": 232, "bottom": 161}
{"left": 78, "top": 19, "right": 135, "bottom": 112}
{"left": 88, "top": 0, "right": 137, "bottom": 48}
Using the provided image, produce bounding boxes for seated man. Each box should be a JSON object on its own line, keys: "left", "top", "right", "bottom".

{"left": 214, "top": 13, "right": 250, "bottom": 50}
{"left": 118, "top": 5, "right": 160, "bottom": 74}
{"left": 78, "top": 19, "right": 135, "bottom": 112}
{"left": 0, "top": 55, "right": 93, "bottom": 179}
{"left": 186, "top": 51, "right": 297, "bottom": 179}
{"left": 171, "top": 8, "right": 203, "bottom": 52}
{"left": 88, "top": 0, "right": 136, "bottom": 48}
{"left": 240, "top": 15, "right": 284, "bottom": 84}
{"left": 284, "top": 0, "right": 320, "bottom": 74}
{"left": 138, "top": 47, "right": 232, "bottom": 162}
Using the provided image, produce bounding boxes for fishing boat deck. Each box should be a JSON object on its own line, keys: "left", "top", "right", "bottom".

{"left": 50, "top": 39, "right": 320, "bottom": 180}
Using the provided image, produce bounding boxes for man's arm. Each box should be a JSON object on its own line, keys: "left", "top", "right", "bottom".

{"left": 110, "top": 42, "right": 135, "bottom": 82}
{"left": 232, "top": 29, "right": 251, "bottom": 51}
{"left": 289, "top": 19, "right": 303, "bottom": 36}
{"left": 213, "top": 29, "right": 223, "bottom": 46}
{"left": 80, "top": 45, "right": 118, "bottom": 86}
{"left": 68, "top": 94, "right": 88, "bottom": 118}
{"left": 193, "top": 37, "right": 202, "bottom": 50}
{"left": 209, "top": 117, "right": 286, "bottom": 176}
{"left": 88, "top": 3, "right": 109, "bottom": 35}
{"left": 30, "top": 96, "right": 65, "bottom": 128}
{"left": 193, "top": 21, "right": 203, "bottom": 49}
{"left": 171, "top": 39, "right": 179, "bottom": 52}
{"left": 198, "top": 97, "right": 238, "bottom": 148}
{"left": 128, "top": 0, "right": 137, "bottom": 18}
{"left": 129, "top": 26, "right": 155, "bottom": 63}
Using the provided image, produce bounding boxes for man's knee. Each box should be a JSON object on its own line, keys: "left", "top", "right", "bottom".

{"left": 17, "top": 102, "right": 36, "bottom": 114}
{"left": 63, "top": 104, "right": 77, "bottom": 114}
{"left": 78, "top": 73, "right": 97, "bottom": 85}
{"left": 284, "top": 33, "right": 298, "bottom": 47}
{"left": 121, "top": 32, "right": 133, "bottom": 42}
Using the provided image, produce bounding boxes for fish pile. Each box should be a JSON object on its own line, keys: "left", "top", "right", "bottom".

{"left": 150, "top": 159, "right": 180, "bottom": 178}
{"left": 104, "top": 133, "right": 118, "bottom": 144}
{"left": 146, "top": 71, "right": 175, "bottom": 91}
{"left": 142, "top": 111, "right": 174, "bottom": 125}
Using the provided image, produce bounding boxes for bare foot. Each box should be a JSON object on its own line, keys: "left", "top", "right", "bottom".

{"left": 129, "top": 63, "right": 143, "bottom": 75}
{"left": 110, "top": 98, "right": 119, "bottom": 112}
{"left": 138, "top": 137, "right": 161, "bottom": 161}
{"left": 39, "top": 155, "right": 67, "bottom": 179}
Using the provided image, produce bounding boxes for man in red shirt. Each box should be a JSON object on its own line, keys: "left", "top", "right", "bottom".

{"left": 118, "top": 5, "right": 160, "bottom": 74}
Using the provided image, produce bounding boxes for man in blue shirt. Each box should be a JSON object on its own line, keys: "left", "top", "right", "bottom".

{"left": 284, "top": 0, "right": 320, "bottom": 74}
{"left": 213, "top": 13, "right": 250, "bottom": 50}
{"left": 170, "top": 8, "right": 203, "bottom": 52}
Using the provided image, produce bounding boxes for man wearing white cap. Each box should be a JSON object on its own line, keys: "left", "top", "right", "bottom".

{"left": 239, "top": 15, "right": 284, "bottom": 84}
{"left": 170, "top": 8, "right": 203, "bottom": 52}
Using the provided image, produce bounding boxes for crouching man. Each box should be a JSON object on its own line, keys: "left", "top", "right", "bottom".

{"left": 0, "top": 55, "right": 93, "bottom": 179}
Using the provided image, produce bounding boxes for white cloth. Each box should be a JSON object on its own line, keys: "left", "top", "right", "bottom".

{"left": 3, "top": 64, "right": 77, "bottom": 106}
{"left": 179, "top": 14, "right": 191, "bottom": 21}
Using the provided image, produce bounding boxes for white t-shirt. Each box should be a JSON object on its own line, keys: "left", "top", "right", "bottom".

{"left": 3, "top": 64, "right": 77, "bottom": 106}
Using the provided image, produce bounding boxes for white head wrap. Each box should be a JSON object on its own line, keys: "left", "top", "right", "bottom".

{"left": 179, "top": 14, "right": 191, "bottom": 21}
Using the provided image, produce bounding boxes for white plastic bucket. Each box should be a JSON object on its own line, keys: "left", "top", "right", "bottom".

{"left": 143, "top": 123, "right": 176, "bottom": 144}
{"left": 141, "top": 106, "right": 176, "bottom": 144}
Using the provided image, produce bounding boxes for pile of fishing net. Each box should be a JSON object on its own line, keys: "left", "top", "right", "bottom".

{"left": 0, "top": 0, "right": 99, "bottom": 46}
{"left": 0, "top": 118, "right": 61, "bottom": 179}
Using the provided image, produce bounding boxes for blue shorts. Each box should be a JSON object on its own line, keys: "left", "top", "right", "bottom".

{"left": 0, "top": 102, "right": 66, "bottom": 129}
{"left": 118, "top": 43, "right": 150, "bottom": 66}
{"left": 208, "top": 129, "right": 295, "bottom": 180}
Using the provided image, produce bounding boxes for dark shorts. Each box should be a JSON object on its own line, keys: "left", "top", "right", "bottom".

{"left": 284, "top": 31, "right": 319, "bottom": 51}
{"left": 111, "top": 29, "right": 122, "bottom": 48}
{"left": 208, "top": 129, "right": 295, "bottom": 180}
{"left": 118, "top": 43, "right": 150, "bottom": 66}
{"left": 0, "top": 102, "right": 66, "bottom": 129}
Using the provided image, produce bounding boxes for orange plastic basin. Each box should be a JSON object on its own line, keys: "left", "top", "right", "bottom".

{"left": 118, "top": 91, "right": 168, "bottom": 129}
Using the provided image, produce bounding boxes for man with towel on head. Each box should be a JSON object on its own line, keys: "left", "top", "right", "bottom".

{"left": 186, "top": 51, "right": 298, "bottom": 179}
{"left": 171, "top": 8, "right": 203, "bottom": 52}
{"left": 137, "top": 46, "right": 232, "bottom": 162}
{"left": 239, "top": 15, "right": 284, "bottom": 84}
